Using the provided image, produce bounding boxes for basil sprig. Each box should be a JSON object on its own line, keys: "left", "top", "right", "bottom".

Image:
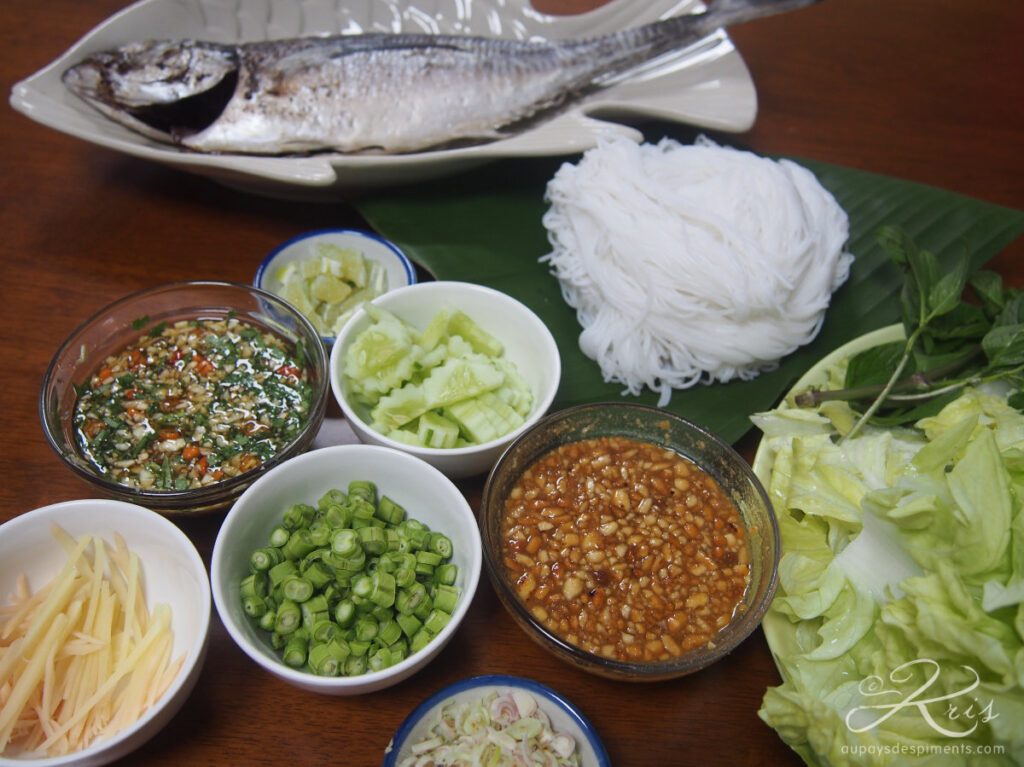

{"left": 795, "top": 226, "right": 1023, "bottom": 437}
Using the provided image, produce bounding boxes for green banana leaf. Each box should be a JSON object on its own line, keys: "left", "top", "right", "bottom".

{"left": 356, "top": 135, "right": 1024, "bottom": 444}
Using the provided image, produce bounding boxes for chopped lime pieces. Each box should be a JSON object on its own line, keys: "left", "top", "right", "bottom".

{"left": 274, "top": 242, "right": 387, "bottom": 336}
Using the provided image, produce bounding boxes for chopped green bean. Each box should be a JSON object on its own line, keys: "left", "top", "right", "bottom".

{"left": 434, "top": 563, "right": 458, "bottom": 587}
{"left": 282, "top": 635, "right": 308, "bottom": 668}
{"left": 396, "top": 613, "right": 422, "bottom": 639}
{"left": 268, "top": 559, "right": 297, "bottom": 587}
{"left": 303, "top": 561, "right": 334, "bottom": 590}
{"left": 258, "top": 609, "right": 277, "bottom": 632}
{"left": 322, "top": 503, "right": 352, "bottom": 529}
{"left": 368, "top": 647, "right": 393, "bottom": 672}
{"left": 348, "top": 639, "right": 371, "bottom": 658}
{"left": 250, "top": 547, "right": 284, "bottom": 572}
{"left": 433, "top": 584, "right": 459, "bottom": 614}
{"left": 344, "top": 656, "right": 367, "bottom": 676}
{"left": 240, "top": 572, "right": 268, "bottom": 600}
{"left": 428, "top": 533, "right": 453, "bottom": 558}
{"left": 369, "top": 571, "right": 396, "bottom": 608}
{"left": 242, "top": 594, "right": 267, "bottom": 618}
{"left": 274, "top": 599, "right": 301, "bottom": 635}
{"left": 410, "top": 628, "right": 433, "bottom": 653}
{"left": 347, "top": 480, "right": 377, "bottom": 505}
{"left": 334, "top": 599, "right": 356, "bottom": 628}
{"left": 318, "top": 488, "right": 347, "bottom": 510}
{"left": 376, "top": 496, "right": 406, "bottom": 525}
{"left": 308, "top": 519, "right": 332, "bottom": 547}
{"left": 377, "top": 618, "right": 402, "bottom": 646}
{"left": 282, "top": 529, "right": 317, "bottom": 561}
{"left": 282, "top": 575, "right": 314, "bottom": 603}
{"left": 354, "top": 618, "right": 378, "bottom": 642}
{"left": 241, "top": 481, "right": 460, "bottom": 678}
{"left": 332, "top": 529, "right": 360, "bottom": 556}
{"left": 423, "top": 608, "right": 451, "bottom": 635}
{"left": 357, "top": 525, "right": 387, "bottom": 555}
{"left": 395, "top": 567, "right": 416, "bottom": 589}
{"left": 268, "top": 525, "right": 290, "bottom": 548}
{"left": 312, "top": 620, "right": 340, "bottom": 644}
{"left": 283, "top": 503, "right": 316, "bottom": 531}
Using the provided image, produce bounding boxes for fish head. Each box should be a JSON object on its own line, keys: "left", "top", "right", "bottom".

{"left": 63, "top": 40, "right": 238, "bottom": 108}
{"left": 63, "top": 40, "right": 240, "bottom": 144}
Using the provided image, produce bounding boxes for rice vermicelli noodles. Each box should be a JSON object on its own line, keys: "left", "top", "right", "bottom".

{"left": 541, "top": 135, "right": 853, "bottom": 406}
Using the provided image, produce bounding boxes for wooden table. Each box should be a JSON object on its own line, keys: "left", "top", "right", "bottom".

{"left": 1, "top": 1, "right": 1021, "bottom": 764}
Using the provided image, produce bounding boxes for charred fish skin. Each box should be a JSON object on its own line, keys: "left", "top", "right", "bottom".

{"left": 62, "top": 0, "right": 819, "bottom": 155}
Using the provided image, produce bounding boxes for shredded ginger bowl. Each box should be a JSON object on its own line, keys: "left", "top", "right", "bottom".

{"left": 480, "top": 403, "right": 779, "bottom": 681}
{"left": 0, "top": 499, "right": 211, "bottom": 766}
{"left": 39, "top": 281, "right": 329, "bottom": 515}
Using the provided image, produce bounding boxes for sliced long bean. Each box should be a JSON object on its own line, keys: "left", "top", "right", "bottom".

{"left": 240, "top": 481, "right": 461, "bottom": 678}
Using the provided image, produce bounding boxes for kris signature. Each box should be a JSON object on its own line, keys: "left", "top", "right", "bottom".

{"left": 845, "top": 658, "right": 998, "bottom": 737}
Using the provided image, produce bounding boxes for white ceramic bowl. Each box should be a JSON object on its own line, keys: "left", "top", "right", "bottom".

{"left": 330, "top": 281, "right": 561, "bottom": 479}
{"left": 0, "top": 500, "right": 210, "bottom": 767}
{"left": 254, "top": 228, "right": 417, "bottom": 345}
{"left": 210, "top": 444, "right": 482, "bottom": 695}
{"left": 383, "top": 675, "right": 611, "bottom": 767}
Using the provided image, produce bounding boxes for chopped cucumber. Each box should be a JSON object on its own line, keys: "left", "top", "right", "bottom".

{"left": 343, "top": 308, "right": 420, "bottom": 398}
{"left": 417, "top": 411, "right": 460, "bottom": 449}
{"left": 445, "top": 399, "right": 502, "bottom": 444}
{"left": 418, "top": 308, "right": 451, "bottom": 352}
{"left": 343, "top": 304, "right": 535, "bottom": 449}
{"left": 371, "top": 385, "right": 428, "bottom": 431}
{"left": 447, "top": 310, "right": 504, "bottom": 357}
{"left": 421, "top": 358, "right": 504, "bottom": 410}
{"left": 386, "top": 428, "right": 422, "bottom": 446}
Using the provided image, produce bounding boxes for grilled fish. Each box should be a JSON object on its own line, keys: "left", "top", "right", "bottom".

{"left": 62, "top": 0, "right": 816, "bottom": 155}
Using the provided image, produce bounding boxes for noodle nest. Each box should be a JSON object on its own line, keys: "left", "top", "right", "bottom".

{"left": 541, "top": 135, "right": 853, "bottom": 405}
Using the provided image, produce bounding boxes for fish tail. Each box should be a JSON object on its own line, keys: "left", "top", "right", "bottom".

{"left": 694, "top": 0, "right": 821, "bottom": 32}
{"left": 574, "top": 0, "right": 819, "bottom": 86}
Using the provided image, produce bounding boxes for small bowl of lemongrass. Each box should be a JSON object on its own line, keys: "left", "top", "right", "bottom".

{"left": 383, "top": 675, "right": 610, "bottom": 767}
{"left": 255, "top": 228, "right": 417, "bottom": 346}
{"left": 329, "top": 281, "right": 561, "bottom": 479}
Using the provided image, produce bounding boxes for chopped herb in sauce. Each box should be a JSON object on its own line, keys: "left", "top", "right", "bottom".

{"left": 74, "top": 317, "right": 312, "bottom": 491}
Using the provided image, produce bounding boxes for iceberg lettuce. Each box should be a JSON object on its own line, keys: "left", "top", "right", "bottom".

{"left": 756, "top": 389, "right": 1024, "bottom": 766}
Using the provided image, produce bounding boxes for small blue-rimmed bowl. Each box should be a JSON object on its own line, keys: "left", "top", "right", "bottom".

{"left": 383, "top": 674, "right": 611, "bottom": 766}
{"left": 255, "top": 228, "right": 417, "bottom": 346}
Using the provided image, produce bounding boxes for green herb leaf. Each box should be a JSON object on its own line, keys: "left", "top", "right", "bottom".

{"left": 925, "top": 252, "right": 970, "bottom": 318}
{"left": 968, "top": 270, "right": 1005, "bottom": 317}
{"left": 131, "top": 315, "right": 150, "bottom": 331}
{"left": 924, "top": 302, "right": 990, "bottom": 342}
{"left": 907, "top": 248, "right": 942, "bottom": 326}
{"left": 996, "top": 293, "right": 1024, "bottom": 327}
{"left": 982, "top": 323, "right": 1024, "bottom": 368}
{"left": 844, "top": 342, "right": 906, "bottom": 389}
{"left": 148, "top": 322, "right": 167, "bottom": 337}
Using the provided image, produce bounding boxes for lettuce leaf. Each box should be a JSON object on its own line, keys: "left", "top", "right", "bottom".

{"left": 756, "top": 387, "right": 1024, "bottom": 766}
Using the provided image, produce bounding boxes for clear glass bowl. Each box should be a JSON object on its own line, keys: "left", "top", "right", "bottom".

{"left": 480, "top": 402, "right": 780, "bottom": 681}
{"left": 40, "top": 281, "right": 329, "bottom": 515}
